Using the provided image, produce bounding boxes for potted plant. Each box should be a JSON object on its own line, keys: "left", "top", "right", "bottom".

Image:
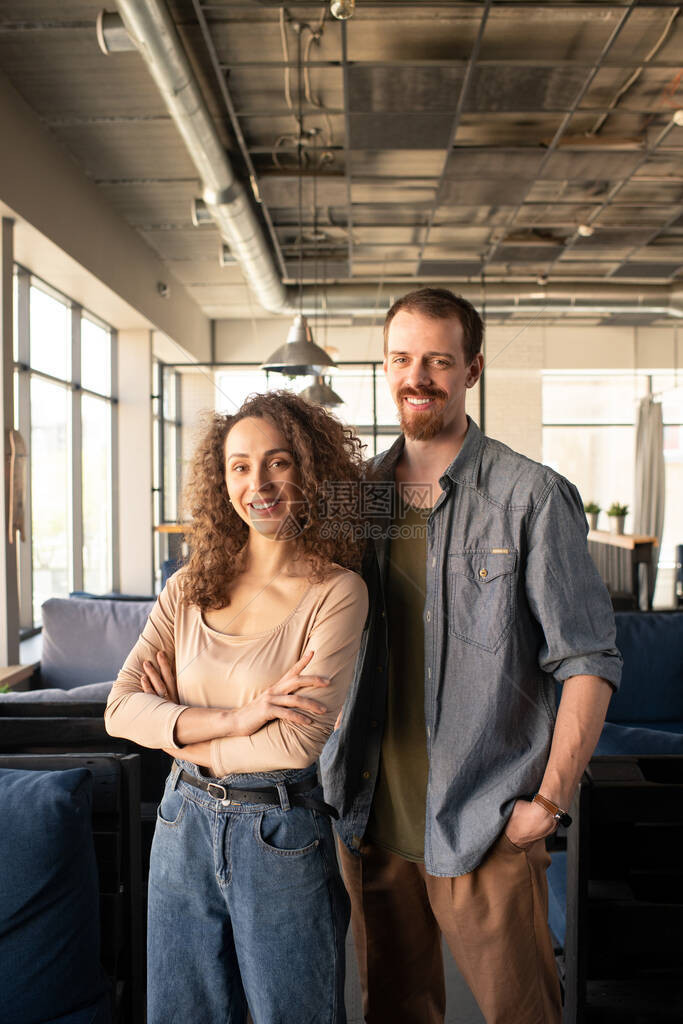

{"left": 606, "top": 501, "right": 628, "bottom": 536}
{"left": 584, "top": 501, "right": 601, "bottom": 531}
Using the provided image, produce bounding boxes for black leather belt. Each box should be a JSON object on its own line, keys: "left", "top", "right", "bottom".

{"left": 178, "top": 769, "right": 339, "bottom": 819}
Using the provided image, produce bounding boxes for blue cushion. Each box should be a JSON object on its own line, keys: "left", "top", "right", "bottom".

{"left": 595, "top": 720, "right": 683, "bottom": 755}
{"left": 41, "top": 597, "right": 154, "bottom": 689}
{"left": 44, "top": 991, "right": 111, "bottom": 1024}
{"left": 547, "top": 851, "right": 567, "bottom": 947}
{"left": 609, "top": 613, "right": 683, "bottom": 723}
{"left": 0, "top": 767, "right": 110, "bottom": 1024}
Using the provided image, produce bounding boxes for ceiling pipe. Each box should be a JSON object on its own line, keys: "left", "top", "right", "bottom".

{"left": 104, "top": 5, "right": 683, "bottom": 323}
{"left": 111, "top": 0, "right": 289, "bottom": 313}
{"left": 293, "top": 283, "right": 683, "bottom": 319}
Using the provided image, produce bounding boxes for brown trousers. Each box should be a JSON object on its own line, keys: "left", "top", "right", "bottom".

{"left": 339, "top": 834, "right": 562, "bottom": 1024}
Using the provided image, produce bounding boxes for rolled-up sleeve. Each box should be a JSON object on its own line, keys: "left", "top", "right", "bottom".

{"left": 524, "top": 476, "right": 623, "bottom": 689}
{"left": 104, "top": 577, "right": 191, "bottom": 749}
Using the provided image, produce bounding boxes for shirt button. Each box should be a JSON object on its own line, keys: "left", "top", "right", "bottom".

{"left": 426, "top": 611, "right": 431, "bottom": 622}
{"left": 479, "top": 568, "right": 488, "bottom": 578}
{"left": 362, "top": 770, "right": 371, "bottom": 780}
{"left": 432, "top": 557, "right": 436, "bottom": 568}
{"left": 427, "top": 667, "right": 431, "bottom": 679}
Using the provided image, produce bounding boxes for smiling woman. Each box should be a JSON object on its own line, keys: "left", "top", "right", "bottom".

{"left": 104, "top": 390, "right": 369, "bottom": 1024}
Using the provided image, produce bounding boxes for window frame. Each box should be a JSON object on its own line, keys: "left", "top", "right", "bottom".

{"left": 13, "top": 264, "right": 118, "bottom": 630}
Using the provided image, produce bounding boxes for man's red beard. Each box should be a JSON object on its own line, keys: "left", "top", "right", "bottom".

{"left": 397, "top": 387, "right": 448, "bottom": 441}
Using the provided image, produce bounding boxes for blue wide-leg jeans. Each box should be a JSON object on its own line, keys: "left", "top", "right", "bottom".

{"left": 147, "top": 760, "right": 349, "bottom": 1024}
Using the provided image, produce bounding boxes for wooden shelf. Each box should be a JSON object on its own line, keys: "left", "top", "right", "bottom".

{"left": 587, "top": 530, "right": 658, "bottom": 551}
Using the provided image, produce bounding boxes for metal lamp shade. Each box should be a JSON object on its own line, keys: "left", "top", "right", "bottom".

{"left": 299, "top": 376, "right": 343, "bottom": 407}
{"left": 262, "top": 315, "right": 336, "bottom": 376}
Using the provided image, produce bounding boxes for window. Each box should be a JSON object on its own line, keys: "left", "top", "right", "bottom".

{"left": 214, "top": 362, "right": 401, "bottom": 458}
{"left": 152, "top": 362, "right": 182, "bottom": 587}
{"left": 13, "top": 267, "right": 117, "bottom": 627}
{"left": 542, "top": 371, "right": 683, "bottom": 607}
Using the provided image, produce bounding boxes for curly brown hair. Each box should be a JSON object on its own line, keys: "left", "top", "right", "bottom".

{"left": 179, "top": 390, "right": 366, "bottom": 610}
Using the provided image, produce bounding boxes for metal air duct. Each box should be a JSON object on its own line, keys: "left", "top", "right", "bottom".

{"left": 112, "top": 0, "right": 288, "bottom": 313}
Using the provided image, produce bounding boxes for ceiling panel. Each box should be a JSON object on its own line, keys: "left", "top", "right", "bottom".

{"left": 515, "top": 203, "right": 600, "bottom": 227}
{"left": 418, "top": 260, "right": 483, "bottom": 277}
{"left": 455, "top": 113, "right": 564, "bottom": 147}
{"left": 444, "top": 149, "right": 546, "bottom": 180}
{"left": 464, "top": 67, "right": 588, "bottom": 113}
{"left": 431, "top": 205, "right": 516, "bottom": 227}
{"left": 611, "top": 262, "right": 683, "bottom": 279}
{"left": 350, "top": 182, "right": 437, "bottom": 205}
{"left": 258, "top": 175, "right": 348, "bottom": 207}
{"left": 348, "top": 112, "right": 453, "bottom": 150}
{"left": 347, "top": 65, "right": 463, "bottom": 113}
{"left": 542, "top": 150, "right": 643, "bottom": 181}
{"left": 0, "top": 32, "right": 168, "bottom": 117}
{"left": 345, "top": 11, "right": 480, "bottom": 62}
{"left": 140, "top": 227, "right": 222, "bottom": 262}
{"left": 349, "top": 150, "right": 445, "bottom": 177}
{"left": 440, "top": 179, "right": 529, "bottom": 205}
{"left": 96, "top": 180, "right": 200, "bottom": 226}
{"left": 54, "top": 122, "right": 199, "bottom": 181}
{"left": 479, "top": 8, "right": 621, "bottom": 63}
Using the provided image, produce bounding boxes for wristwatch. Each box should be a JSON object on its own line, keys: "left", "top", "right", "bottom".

{"left": 532, "top": 792, "right": 572, "bottom": 828}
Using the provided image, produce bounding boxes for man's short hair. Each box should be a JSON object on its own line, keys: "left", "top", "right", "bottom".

{"left": 383, "top": 287, "right": 484, "bottom": 365}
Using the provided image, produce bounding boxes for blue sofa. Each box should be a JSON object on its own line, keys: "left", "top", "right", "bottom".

{"left": 548, "top": 610, "right": 683, "bottom": 949}
{"left": 594, "top": 611, "right": 683, "bottom": 755}
{"left": 2, "top": 595, "right": 155, "bottom": 703}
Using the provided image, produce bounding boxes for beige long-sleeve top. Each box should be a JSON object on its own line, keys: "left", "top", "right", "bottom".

{"left": 104, "top": 567, "right": 368, "bottom": 778}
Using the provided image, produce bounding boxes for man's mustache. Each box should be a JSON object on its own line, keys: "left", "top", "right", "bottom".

{"left": 397, "top": 386, "right": 447, "bottom": 401}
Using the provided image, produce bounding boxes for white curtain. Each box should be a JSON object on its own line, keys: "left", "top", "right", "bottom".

{"left": 633, "top": 396, "right": 665, "bottom": 608}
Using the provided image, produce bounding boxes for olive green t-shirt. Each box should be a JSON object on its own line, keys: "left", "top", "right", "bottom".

{"left": 366, "top": 502, "right": 431, "bottom": 862}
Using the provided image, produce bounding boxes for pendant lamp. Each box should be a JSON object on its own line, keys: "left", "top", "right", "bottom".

{"left": 262, "top": 314, "right": 336, "bottom": 376}
{"left": 299, "top": 374, "right": 343, "bottom": 407}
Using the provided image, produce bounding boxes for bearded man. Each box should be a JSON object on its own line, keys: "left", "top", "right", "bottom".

{"left": 321, "top": 287, "right": 622, "bottom": 1024}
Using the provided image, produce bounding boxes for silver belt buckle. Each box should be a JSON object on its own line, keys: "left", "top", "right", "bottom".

{"left": 207, "top": 781, "right": 234, "bottom": 805}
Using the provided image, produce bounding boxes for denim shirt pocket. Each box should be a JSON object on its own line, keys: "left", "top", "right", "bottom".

{"left": 448, "top": 550, "right": 518, "bottom": 652}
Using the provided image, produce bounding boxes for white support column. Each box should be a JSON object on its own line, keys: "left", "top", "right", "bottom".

{"left": 118, "top": 329, "right": 154, "bottom": 595}
{"left": 0, "top": 218, "right": 19, "bottom": 663}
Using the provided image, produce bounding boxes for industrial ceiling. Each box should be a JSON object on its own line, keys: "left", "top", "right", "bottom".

{"left": 1, "top": 0, "right": 683, "bottom": 323}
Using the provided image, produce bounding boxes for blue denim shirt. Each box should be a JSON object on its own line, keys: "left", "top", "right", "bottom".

{"left": 320, "top": 418, "right": 622, "bottom": 877}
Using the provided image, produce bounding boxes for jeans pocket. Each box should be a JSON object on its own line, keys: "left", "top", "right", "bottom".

{"left": 254, "top": 806, "right": 320, "bottom": 857}
{"left": 448, "top": 550, "right": 517, "bottom": 652}
{"left": 156, "top": 783, "right": 187, "bottom": 827}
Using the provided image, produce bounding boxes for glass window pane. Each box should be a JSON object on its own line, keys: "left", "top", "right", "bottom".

{"left": 543, "top": 425, "right": 635, "bottom": 533}
{"left": 163, "top": 367, "right": 177, "bottom": 420}
{"left": 215, "top": 369, "right": 270, "bottom": 412}
{"left": 660, "top": 380, "right": 683, "bottom": 426}
{"left": 30, "top": 285, "right": 70, "bottom": 380}
{"left": 326, "top": 367, "right": 375, "bottom": 432}
{"left": 30, "top": 377, "right": 71, "bottom": 623}
{"left": 164, "top": 422, "right": 178, "bottom": 521}
{"left": 661, "top": 424, "right": 683, "bottom": 566}
{"left": 542, "top": 374, "right": 646, "bottom": 425}
{"left": 82, "top": 395, "right": 112, "bottom": 594}
{"left": 81, "top": 318, "right": 111, "bottom": 395}
{"left": 13, "top": 270, "right": 18, "bottom": 362}
{"left": 375, "top": 373, "right": 401, "bottom": 428}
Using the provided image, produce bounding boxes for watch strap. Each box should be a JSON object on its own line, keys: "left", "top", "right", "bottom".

{"left": 533, "top": 792, "right": 572, "bottom": 827}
